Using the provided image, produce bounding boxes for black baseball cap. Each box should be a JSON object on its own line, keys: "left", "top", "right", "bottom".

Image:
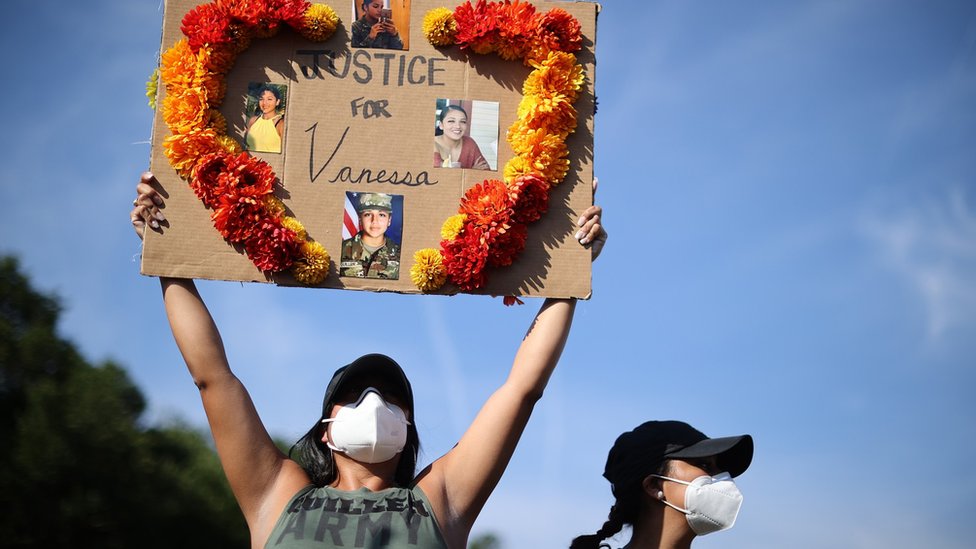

{"left": 321, "top": 354, "right": 414, "bottom": 419}
{"left": 603, "top": 421, "right": 753, "bottom": 487}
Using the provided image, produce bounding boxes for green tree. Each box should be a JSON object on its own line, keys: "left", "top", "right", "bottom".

{"left": 469, "top": 532, "right": 502, "bottom": 549}
{"left": 0, "top": 256, "right": 247, "bottom": 547}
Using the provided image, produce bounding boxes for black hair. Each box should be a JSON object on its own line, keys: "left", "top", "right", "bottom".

{"left": 288, "top": 401, "right": 420, "bottom": 488}
{"left": 253, "top": 84, "right": 283, "bottom": 116}
{"left": 438, "top": 104, "right": 468, "bottom": 122}
{"left": 569, "top": 460, "right": 674, "bottom": 549}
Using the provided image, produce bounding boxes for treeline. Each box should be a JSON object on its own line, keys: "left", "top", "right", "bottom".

{"left": 0, "top": 256, "right": 248, "bottom": 547}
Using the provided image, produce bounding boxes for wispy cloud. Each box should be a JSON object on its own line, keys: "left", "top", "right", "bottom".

{"left": 861, "top": 187, "right": 976, "bottom": 340}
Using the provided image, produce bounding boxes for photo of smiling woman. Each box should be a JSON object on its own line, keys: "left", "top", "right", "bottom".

{"left": 244, "top": 82, "right": 286, "bottom": 154}
{"left": 339, "top": 192, "right": 403, "bottom": 280}
{"left": 433, "top": 99, "right": 498, "bottom": 171}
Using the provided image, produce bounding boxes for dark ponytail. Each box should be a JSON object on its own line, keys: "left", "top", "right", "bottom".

{"left": 569, "top": 503, "right": 627, "bottom": 549}
{"left": 570, "top": 460, "right": 673, "bottom": 548}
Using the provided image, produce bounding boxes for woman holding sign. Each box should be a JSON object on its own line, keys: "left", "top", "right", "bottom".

{"left": 131, "top": 172, "right": 606, "bottom": 548}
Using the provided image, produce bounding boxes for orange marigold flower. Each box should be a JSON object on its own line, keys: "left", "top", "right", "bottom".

{"left": 494, "top": 0, "right": 539, "bottom": 61}
{"left": 459, "top": 180, "right": 515, "bottom": 237}
{"left": 453, "top": 0, "right": 501, "bottom": 55}
{"left": 211, "top": 192, "right": 265, "bottom": 242}
{"left": 162, "top": 87, "right": 210, "bottom": 135}
{"left": 160, "top": 39, "right": 208, "bottom": 94}
{"left": 523, "top": 52, "right": 585, "bottom": 102}
{"left": 163, "top": 128, "right": 221, "bottom": 178}
{"left": 292, "top": 240, "right": 331, "bottom": 284}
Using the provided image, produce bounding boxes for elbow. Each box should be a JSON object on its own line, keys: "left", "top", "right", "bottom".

{"left": 523, "top": 387, "right": 545, "bottom": 405}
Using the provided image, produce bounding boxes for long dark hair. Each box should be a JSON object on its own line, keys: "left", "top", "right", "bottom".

{"left": 288, "top": 414, "right": 420, "bottom": 488}
{"left": 569, "top": 460, "right": 673, "bottom": 549}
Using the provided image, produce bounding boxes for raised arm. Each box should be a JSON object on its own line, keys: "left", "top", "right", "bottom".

{"left": 420, "top": 202, "right": 606, "bottom": 546}
{"left": 131, "top": 174, "right": 308, "bottom": 535}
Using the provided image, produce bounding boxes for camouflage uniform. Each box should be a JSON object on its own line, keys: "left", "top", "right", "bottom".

{"left": 339, "top": 192, "right": 401, "bottom": 279}
{"left": 339, "top": 233, "right": 401, "bottom": 279}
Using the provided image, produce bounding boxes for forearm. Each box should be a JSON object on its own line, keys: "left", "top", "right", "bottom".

{"left": 507, "top": 298, "right": 577, "bottom": 399}
{"left": 160, "top": 277, "right": 233, "bottom": 388}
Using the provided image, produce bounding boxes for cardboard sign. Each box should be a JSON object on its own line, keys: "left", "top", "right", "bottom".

{"left": 143, "top": 0, "right": 598, "bottom": 298}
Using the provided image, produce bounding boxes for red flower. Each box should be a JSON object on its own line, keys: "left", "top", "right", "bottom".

{"left": 536, "top": 8, "right": 582, "bottom": 53}
{"left": 189, "top": 151, "right": 233, "bottom": 208}
{"left": 459, "top": 180, "right": 515, "bottom": 239}
{"left": 211, "top": 193, "right": 265, "bottom": 242}
{"left": 224, "top": 152, "right": 276, "bottom": 199}
{"left": 244, "top": 219, "right": 300, "bottom": 272}
{"left": 182, "top": 3, "right": 234, "bottom": 51}
{"left": 494, "top": 0, "right": 540, "bottom": 61}
{"left": 453, "top": 0, "right": 501, "bottom": 54}
{"left": 275, "top": 0, "right": 311, "bottom": 30}
{"left": 442, "top": 224, "right": 490, "bottom": 291}
{"left": 510, "top": 174, "right": 550, "bottom": 224}
{"left": 487, "top": 221, "right": 527, "bottom": 267}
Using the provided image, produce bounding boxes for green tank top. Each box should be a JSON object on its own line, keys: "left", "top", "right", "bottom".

{"left": 265, "top": 484, "right": 448, "bottom": 548}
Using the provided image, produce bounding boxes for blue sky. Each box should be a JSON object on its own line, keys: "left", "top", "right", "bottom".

{"left": 1, "top": 1, "right": 975, "bottom": 547}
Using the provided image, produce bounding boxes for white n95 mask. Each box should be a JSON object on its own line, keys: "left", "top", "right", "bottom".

{"left": 651, "top": 472, "right": 743, "bottom": 535}
{"left": 321, "top": 388, "right": 410, "bottom": 463}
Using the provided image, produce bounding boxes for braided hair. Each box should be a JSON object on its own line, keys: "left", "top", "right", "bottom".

{"left": 569, "top": 460, "right": 673, "bottom": 549}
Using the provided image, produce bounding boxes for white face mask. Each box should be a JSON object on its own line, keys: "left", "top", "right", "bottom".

{"left": 321, "top": 388, "right": 410, "bottom": 464}
{"left": 651, "top": 472, "right": 743, "bottom": 535}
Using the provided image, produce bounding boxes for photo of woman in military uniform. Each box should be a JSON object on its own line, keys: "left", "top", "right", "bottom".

{"left": 339, "top": 192, "right": 403, "bottom": 280}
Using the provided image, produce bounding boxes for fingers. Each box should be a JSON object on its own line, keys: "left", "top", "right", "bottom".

{"left": 576, "top": 203, "right": 607, "bottom": 262}
{"left": 575, "top": 205, "right": 603, "bottom": 245}
{"left": 131, "top": 172, "right": 166, "bottom": 240}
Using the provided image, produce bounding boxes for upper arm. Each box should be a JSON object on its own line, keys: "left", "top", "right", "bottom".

{"left": 422, "top": 299, "right": 576, "bottom": 534}
{"left": 160, "top": 279, "right": 308, "bottom": 526}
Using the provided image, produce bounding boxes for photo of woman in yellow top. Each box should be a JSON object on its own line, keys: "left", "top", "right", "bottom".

{"left": 245, "top": 83, "right": 286, "bottom": 154}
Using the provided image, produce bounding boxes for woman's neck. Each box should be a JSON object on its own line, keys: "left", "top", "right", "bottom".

{"left": 330, "top": 456, "right": 398, "bottom": 491}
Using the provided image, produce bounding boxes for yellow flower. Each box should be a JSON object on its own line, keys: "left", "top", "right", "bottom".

{"left": 503, "top": 156, "right": 535, "bottom": 183}
{"left": 208, "top": 109, "right": 227, "bottom": 134}
{"left": 440, "top": 214, "right": 467, "bottom": 240}
{"left": 291, "top": 241, "right": 331, "bottom": 285}
{"left": 300, "top": 4, "right": 340, "bottom": 42}
{"left": 515, "top": 93, "right": 577, "bottom": 138}
{"left": 262, "top": 195, "right": 286, "bottom": 218}
{"left": 216, "top": 134, "right": 242, "bottom": 154}
{"left": 280, "top": 216, "right": 307, "bottom": 241}
{"left": 410, "top": 248, "right": 447, "bottom": 292}
{"left": 423, "top": 8, "right": 457, "bottom": 46}
{"left": 146, "top": 68, "right": 159, "bottom": 109}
